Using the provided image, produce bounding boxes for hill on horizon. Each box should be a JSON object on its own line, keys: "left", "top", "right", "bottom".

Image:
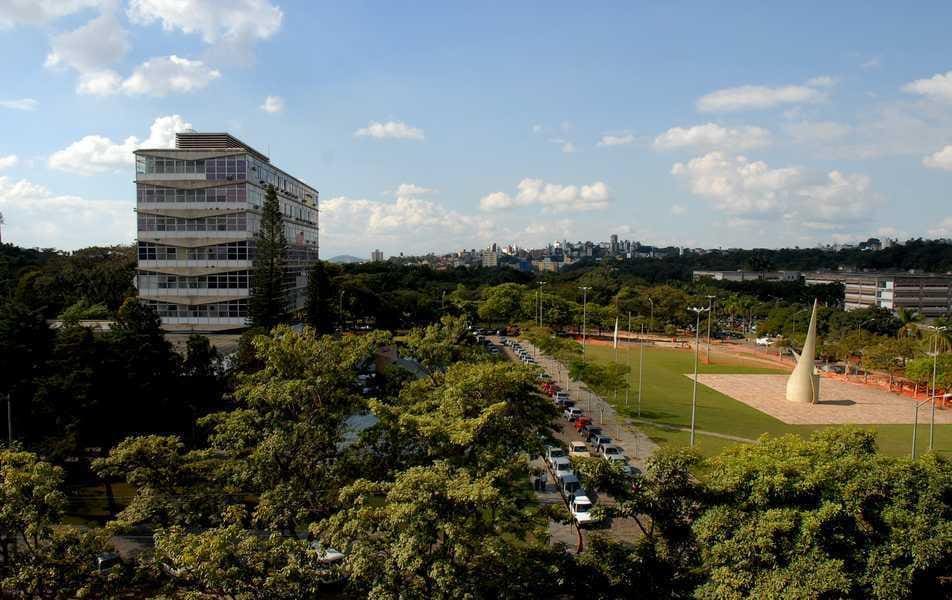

{"left": 327, "top": 254, "right": 365, "bottom": 264}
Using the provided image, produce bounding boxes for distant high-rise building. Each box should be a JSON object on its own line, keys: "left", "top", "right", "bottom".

{"left": 610, "top": 234, "right": 619, "bottom": 254}
{"left": 482, "top": 250, "right": 499, "bottom": 268}
{"left": 371, "top": 249, "right": 384, "bottom": 262}
{"left": 134, "top": 132, "right": 319, "bottom": 331}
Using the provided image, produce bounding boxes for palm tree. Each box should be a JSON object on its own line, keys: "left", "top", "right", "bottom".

{"left": 896, "top": 307, "right": 923, "bottom": 340}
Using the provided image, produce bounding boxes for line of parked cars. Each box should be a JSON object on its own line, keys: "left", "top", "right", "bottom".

{"left": 500, "top": 337, "right": 536, "bottom": 366}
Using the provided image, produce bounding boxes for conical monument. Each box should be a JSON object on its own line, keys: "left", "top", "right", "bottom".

{"left": 786, "top": 298, "right": 820, "bottom": 404}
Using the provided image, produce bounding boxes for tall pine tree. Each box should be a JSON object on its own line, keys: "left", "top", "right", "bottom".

{"left": 249, "top": 185, "right": 288, "bottom": 329}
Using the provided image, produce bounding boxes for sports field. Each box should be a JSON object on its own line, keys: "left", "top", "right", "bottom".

{"left": 581, "top": 344, "right": 952, "bottom": 458}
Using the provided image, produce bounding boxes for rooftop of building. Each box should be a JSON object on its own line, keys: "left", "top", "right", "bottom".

{"left": 135, "top": 131, "right": 270, "bottom": 163}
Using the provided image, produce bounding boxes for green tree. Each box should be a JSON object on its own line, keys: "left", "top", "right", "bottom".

{"left": 402, "top": 315, "right": 479, "bottom": 380}
{"left": 0, "top": 301, "right": 53, "bottom": 444}
{"left": 477, "top": 282, "right": 526, "bottom": 325}
{"left": 250, "top": 185, "right": 288, "bottom": 329}
{"left": 896, "top": 306, "right": 923, "bottom": 340}
{"left": 304, "top": 260, "right": 334, "bottom": 333}
{"left": 694, "top": 427, "right": 952, "bottom": 599}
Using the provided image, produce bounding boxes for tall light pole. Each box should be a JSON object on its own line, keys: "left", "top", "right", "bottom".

{"left": 689, "top": 305, "right": 710, "bottom": 447}
{"left": 338, "top": 290, "right": 345, "bottom": 331}
{"left": 625, "top": 312, "right": 632, "bottom": 407}
{"left": 705, "top": 295, "right": 715, "bottom": 364}
{"left": 538, "top": 281, "right": 548, "bottom": 327}
{"left": 579, "top": 286, "right": 591, "bottom": 357}
{"left": 927, "top": 325, "right": 947, "bottom": 452}
{"left": 638, "top": 322, "right": 645, "bottom": 418}
{"left": 441, "top": 289, "right": 446, "bottom": 311}
{"left": 647, "top": 296, "right": 654, "bottom": 333}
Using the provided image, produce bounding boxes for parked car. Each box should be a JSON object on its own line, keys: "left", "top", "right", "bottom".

{"left": 574, "top": 416, "right": 592, "bottom": 432}
{"left": 551, "top": 456, "right": 573, "bottom": 478}
{"left": 568, "top": 441, "right": 590, "bottom": 458}
{"left": 559, "top": 473, "right": 585, "bottom": 499}
{"left": 564, "top": 407, "right": 583, "bottom": 421}
{"left": 555, "top": 398, "right": 575, "bottom": 409}
{"left": 601, "top": 445, "right": 624, "bottom": 460}
{"left": 584, "top": 426, "right": 603, "bottom": 442}
{"left": 591, "top": 434, "right": 613, "bottom": 453}
{"left": 570, "top": 495, "right": 594, "bottom": 525}
{"left": 545, "top": 446, "right": 566, "bottom": 466}
{"left": 756, "top": 336, "right": 773, "bottom": 346}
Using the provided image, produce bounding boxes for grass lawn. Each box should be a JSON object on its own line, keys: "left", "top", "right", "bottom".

{"left": 581, "top": 344, "right": 952, "bottom": 458}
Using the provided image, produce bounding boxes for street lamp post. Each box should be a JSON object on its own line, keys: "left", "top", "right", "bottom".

{"left": 912, "top": 396, "right": 932, "bottom": 459}
{"left": 926, "top": 325, "right": 947, "bottom": 452}
{"left": 579, "top": 287, "right": 591, "bottom": 357}
{"left": 538, "top": 281, "right": 548, "bottom": 327}
{"left": 638, "top": 322, "right": 645, "bottom": 418}
{"left": 625, "top": 312, "right": 632, "bottom": 408}
{"left": 705, "top": 295, "right": 715, "bottom": 364}
{"left": 689, "top": 305, "right": 711, "bottom": 447}
{"left": 647, "top": 296, "right": 654, "bottom": 333}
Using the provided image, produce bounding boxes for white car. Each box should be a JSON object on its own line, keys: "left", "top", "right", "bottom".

{"left": 756, "top": 336, "right": 773, "bottom": 346}
{"left": 564, "top": 407, "right": 583, "bottom": 421}
{"left": 568, "top": 441, "right": 590, "bottom": 458}
{"left": 605, "top": 454, "right": 637, "bottom": 475}
{"left": 570, "top": 495, "right": 594, "bottom": 524}
{"left": 551, "top": 456, "right": 573, "bottom": 478}
{"left": 601, "top": 445, "right": 624, "bottom": 460}
{"left": 545, "top": 446, "right": 566, "bottom": 466}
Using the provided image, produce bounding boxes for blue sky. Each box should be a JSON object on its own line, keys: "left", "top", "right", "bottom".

{"left": 2, "top": 1, "right": 952, "bottom": 257}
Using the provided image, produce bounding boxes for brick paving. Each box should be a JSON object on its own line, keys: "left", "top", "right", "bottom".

{"left": 691, "top": 373, "right": 952, "bottom": 425}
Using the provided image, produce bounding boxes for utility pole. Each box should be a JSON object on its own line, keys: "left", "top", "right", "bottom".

{"left": 625, "top": 312, "right": 632, "bottom": 407}
{"left": 579, "top": 286, "right": 591, "bottom": 357}
{"left": 705, "top": 295, "right": 715, "bottom": 364}
{"left": 927, "top": 325, "right": 947, "bottom": 451}
{"left": 638, "top": 322, "right": 645, "bottom": 418}
{"left": 441, "top": 289, "right": 446, "bottom": 311}
{"left": 689, "top": 305, "right": 710, "bottom": 446}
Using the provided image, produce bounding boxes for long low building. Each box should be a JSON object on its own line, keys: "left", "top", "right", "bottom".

{"left": 805, "top": 271, "right": 952, "bottom": 317}
{"left": 693, "top": 270, "right": 802, "bottom": 282}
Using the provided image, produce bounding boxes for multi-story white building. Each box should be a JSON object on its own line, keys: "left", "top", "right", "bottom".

{"left": 134, "top": 132, "right": 319, "bottom": 331}
{"left": 693, "top": 270, "right": 802, "bottom": 282}
{"left": 805, "top": 272, "right": 952, "bottom": 317}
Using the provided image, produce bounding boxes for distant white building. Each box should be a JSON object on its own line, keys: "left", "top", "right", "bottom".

{"left": 371, "top": 249, "right": 384, "bottom": 262}
{"left": 693, "top": 270, "right": 801, "bottom": 282}
{"left": 481, "top": 250, "right": 499, "bottom": 268}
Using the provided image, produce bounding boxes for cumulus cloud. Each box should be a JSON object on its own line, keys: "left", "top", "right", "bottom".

{"left": 393, "top": 183, "right": 434, "bottom": 196}
{"left": 0, "top": 176, "right": 133, "bottom": 249}
{"left": 653, "top": 123, "right": 771, "bottom": 150}
{"left": 120, "top": 55, "right": 220, "bottom": 96}
{"left": 697, "top": 80, "right": 828, "bottom": 112}
{"left": 479, "top": 178, "right": 612, "bottom": 213}
{"left": 260, "top": 95, "right": 284, "bottom": 113}
{"left": 0, "top": 0, "right": 104, "bottom": 28}
{"left": 48, "top": 115, "right": 192, "bottom": 175}
{"left": 670, "top": 151, "right": 876, "bottom": 226}
{"left": 923, "top": 145, "right": 952, "bottom": 171}
{"left": 354, "top": 121, "right": 425, "bottom": 141}
{"left": 805, "top": 75, "right": 837, "bottom": 88}
{"left": 320, "top": 187, "right": 494, "bottom": 255}
{"left": 0, "top": 155, "right": 18, "bottom": 170}
{"left": 0, "top": 98, "right": 38, "bottom": 111}
{"left": 128, "top": 0, "right": 282, "bottom": 59}
{"left": 784, "top": 120, "right": 851, "bottom": 144}
{"left": 903, "top": 71, "right": 952, "bottom": 103}
{"left": 597, "top": 132, "right": 635, "bottom": 147}
{"left": 45, "top": 11, "right": 129, "bottom": 74}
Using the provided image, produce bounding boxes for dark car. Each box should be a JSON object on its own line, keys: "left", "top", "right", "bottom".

{"left": 584, "top": 426, "right": 603, "bottom": 442}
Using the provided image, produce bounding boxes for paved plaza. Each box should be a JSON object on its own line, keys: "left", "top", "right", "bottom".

{"left": 690, "top": 374, "right": 952, "bottom": 425}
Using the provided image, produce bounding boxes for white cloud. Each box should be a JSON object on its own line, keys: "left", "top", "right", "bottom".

{"left": 45, "top": 11, "right": 129, "bottom": 74}
{"left": 260, "top": 95, "right": 284, "bottom": 113}
{"left": 394, "top": 183, "right": 434, "bottom": 196}
{"left": 805, "top": 75, "right": 837, "bottom": 88}
{"left": 354, "top": 121, "right": 425, "bottom": 141}
{"left": 784, "top": 120, "right": 851, "bottom": 144}
{"left": 0, "top": 98, "right": 38, "bottom": 110}
{"left": 128, "top": 0, "right": 282, "bottom": 59}
{"left": 531, "top": 124, "right": 543, "bottom": 134}
{"left": 320, "top": 191, "right": 494, "bottom": 256}
{"left": 48, "top": 115, "right": 192, "bottom": 175}
{"left": 0, "top": 0, "right": 104, "bottom": 28}
{"left": 923, "top": 145, "right": 952, "bottom": 171}
{"left": 598, "top": 132, "right": 635, "bottom": 147}
{"left": 118, "top": 55, "right": 220, "bottom": 96}
{"left": 903, "top": 71, "right": 952, "bottom": 103}
{"left": 653, "top": 123, "right": 771, "bottom": 150}
{"left": 0, "top": 155, "right": 18, "bottom": 170}
{"left": 479, "top": 178, "right": 611, "bottom": 213}
{"left": 697, "top": 82, "right": 826, "bottom": 113}
{"left": 928, "top": 217, "right": 952, "bottom": 238}
{"left": 0, "top": 176, "right": 133, "bottom": 249}
{"left": 670, "top": 151, "right": 876, "bottom": 226}
{"left": 77, "top": 70, "right": 122, "bottom": 95}
{"left": 670, "top": 204, "right": 686, "bottom": 215}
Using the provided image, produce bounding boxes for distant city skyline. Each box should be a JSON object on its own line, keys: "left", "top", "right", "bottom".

{"left": 2, "top": 2, "right": 952, "bottom": 255}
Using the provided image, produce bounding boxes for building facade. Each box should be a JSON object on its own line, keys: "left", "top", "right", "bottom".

{"left": 693, "top": 270, "right": 802, "bottom": 282}
{"left": 371, "top": 249, "right": 384, "bottom": 262}
{"left": 805, "top": 272, "right": 952, "bottom": 317}
{"left": 135, "top": 132, "right": 319, "bottom": 331}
